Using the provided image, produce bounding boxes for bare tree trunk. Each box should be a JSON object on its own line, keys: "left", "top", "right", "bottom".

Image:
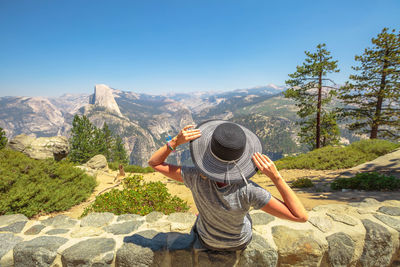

{"left": 316, "top": 72, "right": 322, "bottom": 148}
{"left": 371, "top": 55, "right": 388, "bottom": 139}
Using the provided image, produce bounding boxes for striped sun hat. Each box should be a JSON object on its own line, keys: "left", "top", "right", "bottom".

{"left": 189, "top": 120, "right": 262, "bottom": 184}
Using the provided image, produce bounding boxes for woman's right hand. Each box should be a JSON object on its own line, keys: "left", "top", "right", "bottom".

{"left": 173, "top": 125, "right": 202, "bottom": 147}
{"left": 252, "top": 152, "right": 281, "bottom": 181}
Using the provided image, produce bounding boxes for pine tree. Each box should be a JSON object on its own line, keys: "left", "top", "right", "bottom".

{"left": 68, "top": 115, "right": 96, "bottom": 164}
{"left": 111, "top": 136, "right": 128, "bottom": 164}
{"left": 337, "top": 28, "right": 400, "bottom": 140}
{"left": 285, "top": 43, "right": 340, "bottom": 149}
{"left": 298, "top": 111, "right": 340, "bottom": 149}
{"left": 101, "top": 123, "right": 114, "bottom": 161}
{"left": 0, "top": 127, "right": 8, "bottom": 149}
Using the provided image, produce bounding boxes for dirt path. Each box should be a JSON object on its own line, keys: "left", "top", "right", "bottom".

{"left": 36, "top": 166, "right": 399, "bottom": 220}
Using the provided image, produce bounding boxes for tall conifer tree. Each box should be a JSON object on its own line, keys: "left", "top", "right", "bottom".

{"left": 68, "top": 115, "right": 96, "bottom": 163}
{"left": 337, "top": 28, "right": 400, "bottom": 140}
{"left": 285, "top": 43, "right": 340, "bottom": 149}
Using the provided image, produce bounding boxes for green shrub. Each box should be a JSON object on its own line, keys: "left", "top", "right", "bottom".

{"left": 108, "top": 162, "right": 154, "bottom": 173}
{"left": 0, "top": 149, "right": 97, "bottom": 218}
{"left": 0, "top": 127, "right": 7, "bottom": 149}
{"left": 291, "top": 178, "right": 314, "bottom": 188}
{"left": 330, "top": 172, "right": 400, "bottom": 191}
{"left": 275, "top": 139, "right": 399, "bottom": 170}
{"left": 81, "top": 174, "right": 188, "bottom": 217}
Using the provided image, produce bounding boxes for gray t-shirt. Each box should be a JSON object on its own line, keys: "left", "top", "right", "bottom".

{"left": 181, "top": 166, "right": 271, "bottom": 249}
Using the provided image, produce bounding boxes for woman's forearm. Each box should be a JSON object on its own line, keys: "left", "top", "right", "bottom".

{"left": 271, "top": 173, "right": 308, "bottom": 221}
{"left": 148, "top": 138, "right": 178, "bottom": 166}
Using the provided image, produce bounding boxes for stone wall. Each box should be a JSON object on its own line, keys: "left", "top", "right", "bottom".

{"left": 0, "top": 198, "right": 399, "bottom": 267}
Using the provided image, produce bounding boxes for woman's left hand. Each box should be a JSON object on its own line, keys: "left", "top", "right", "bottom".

{"left": 173, "top": 125, "right": 202, "bottom": 147}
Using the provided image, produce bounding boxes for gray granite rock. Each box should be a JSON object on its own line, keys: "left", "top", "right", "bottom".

{"left": 167, "top": 212, "right": 197, "bottom": 223}
{"left": 349, "top": 198, "right": 380, "bottom": 208}
{"left": 145, "top": 211, "right": 164, "bottom": 223}
{"left": 0, "top": 221, "right": 27, "bottom": 233}
{"left": 45, "top": 228, "right": 69, "bottom": 235}
{"left": 13, "top": 236, "right": 68, "bottom": 267}
{"left": 326, "top": 232, "right": 355, "bottom": 267}
{"left": 117, "top": 214, "right": 143, "bottom": 222}
{"left": 166, "top": 232, "right": 195, "bottom": 266}
{"left": 70, "top": 226, "right": 104, "bottom": 238}
{"left": 378, "top": 206, "right": 400, "bottom": 216}
{"left": 272, "top": 225, "right": 324, "bottom": 267}
{"left": 41, "top": 215, "right": 77, "bottom": 228}
{"left": 239, "top": 233, "right": 278, "bottom": 267}
{"left": 61, "top": 238, "right": 116, "bottom": 267}
{"left": 24, "top": 224, "right": 46, "bottom": 235}
{"left": 115, "top": 242, "right": 156, "bottom": 267}
{"left": 373, "top": 214, "right": 400, "bottom": 232}
{"left": 326, "top": 212, "right": 358, "bottom": 226}
{"left": 0, "top": 214, "right": 28, "bottom": 227}
{"left": 250, "top": 212, "right": 275, "bottom": 226}
{"left": 124, "top": 230, "right": 167, "bottom": 251}
{"left": 360, "top": 219, "right": 393, "bottom": 267}
{"left": 103, "top": 221, "right": 144, "bottom": 235}
{"left": 198, "top": 250, "right": 238, "bottom": 267}
{"left": 0, "top": 233, "right": 23, "bottom": 259}
{"left": 80, "top": 212, "right": 115, "bottom": 227}
{"left": 167, "top": 231, "right": 195, "bottom": 250}
{"left": 308, "top": 216, "right": 333, "bottom": 233}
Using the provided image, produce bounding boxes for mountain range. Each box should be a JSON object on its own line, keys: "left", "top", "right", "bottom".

{"left": 0, "top": 84, "right": 358, "bottom": 166}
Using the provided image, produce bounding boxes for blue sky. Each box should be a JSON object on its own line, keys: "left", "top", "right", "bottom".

{"left": 0, "top": 0, "right": 399, "bottom": 97}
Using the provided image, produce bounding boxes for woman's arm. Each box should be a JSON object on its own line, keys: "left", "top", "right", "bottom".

{"left": 148, "top": 125, "right": 201, "bottom": 182}
{"left": 252, "top": 152, "right": 308, "bottom": 222}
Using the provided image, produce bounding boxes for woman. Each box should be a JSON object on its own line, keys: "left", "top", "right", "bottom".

{"left": 148, "top": 120, "right": 308, "bottom": 251}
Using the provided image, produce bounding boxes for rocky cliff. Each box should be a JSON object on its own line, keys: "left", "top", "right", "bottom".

{"left": 89, "top": 84, "right": 123, "bottom": 117}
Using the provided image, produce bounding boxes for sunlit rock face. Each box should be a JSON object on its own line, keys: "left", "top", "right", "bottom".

{"left": 89, "top": 84, "right": 122, "bottom": 117}
{"left": 0, "top": 96, "right": 66, "bottom": 138}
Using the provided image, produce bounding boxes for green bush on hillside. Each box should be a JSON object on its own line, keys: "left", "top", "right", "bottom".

{"left": 291, "top": 178, "right": 314, "bottom": 188}
{"left": 108, "top": 162, "right": 154, "bottom": 173}
{"left": 0, "top": 127, "right": 7, "bottom": 149}
{"left": 275, "top": 139, "right": 399, "bottom": 170}
{"left": 331, "top": 172, "right": 400, "bottom": 191}
{"left": 0, "top": 149, "right": 97, "bottom": 218}
{"left": 81, "top": 174, "right": 188, "bottom": 217}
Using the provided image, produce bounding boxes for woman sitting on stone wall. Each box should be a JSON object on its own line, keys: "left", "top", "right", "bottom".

{"left": 148, "top": 120, "right": 308, "bottom": 251}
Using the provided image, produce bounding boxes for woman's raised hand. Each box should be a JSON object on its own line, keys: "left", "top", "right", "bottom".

{"left": 174, "top": 125, "right": 202, "bottom": 146}
{"left": 252, "top": 152, "right": 281, "bottom": 181}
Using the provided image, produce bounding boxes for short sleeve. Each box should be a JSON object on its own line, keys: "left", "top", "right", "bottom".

{"left": 180, "top": 166, "right": 199, "bottom": 189}
{"left": 247, "top": 181, "right": 272, "bottom": 210}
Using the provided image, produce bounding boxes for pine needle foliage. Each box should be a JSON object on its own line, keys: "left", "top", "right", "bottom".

{"left": 81, "top": 174, "right": 189, "bottom": 217}
{"left": 337, "top": 28, "right": 400, "bottom": 140}
{"left": 68, "top": 115, "right": 128, "bottom": 164}
{"left": 275, "top": 139, "right": 399, "bottom": 170}
{"left": 285, "top": 43, "right": 340, "bottom": 149}
{"left": 0, "top": 148, "right": 97, "bottom": 218}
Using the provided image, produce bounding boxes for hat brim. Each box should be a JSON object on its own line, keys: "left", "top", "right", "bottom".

{"left": 190, "top": 120, "right": 262, "bottom": 184}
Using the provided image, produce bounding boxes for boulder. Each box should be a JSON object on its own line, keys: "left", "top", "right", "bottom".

{"left": 61, "top": 238, "right": 115, "bottom": 267}
{"left": 84, "top": 154, "right": 109, "bottom": 170}
{"left": 8, "top": 134, "right": 69, "bottom": 161}
{"left": 13, "top": 236, "right": 68, "bottom": 267}
{"left": 272, "top": 225, "right": 325, "bottom": 267}
{"left": 326, "top": 232, "right": 355, "bottom": 267}
{"left": 359, "top": 219, "right": 394, "bottom": 267}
